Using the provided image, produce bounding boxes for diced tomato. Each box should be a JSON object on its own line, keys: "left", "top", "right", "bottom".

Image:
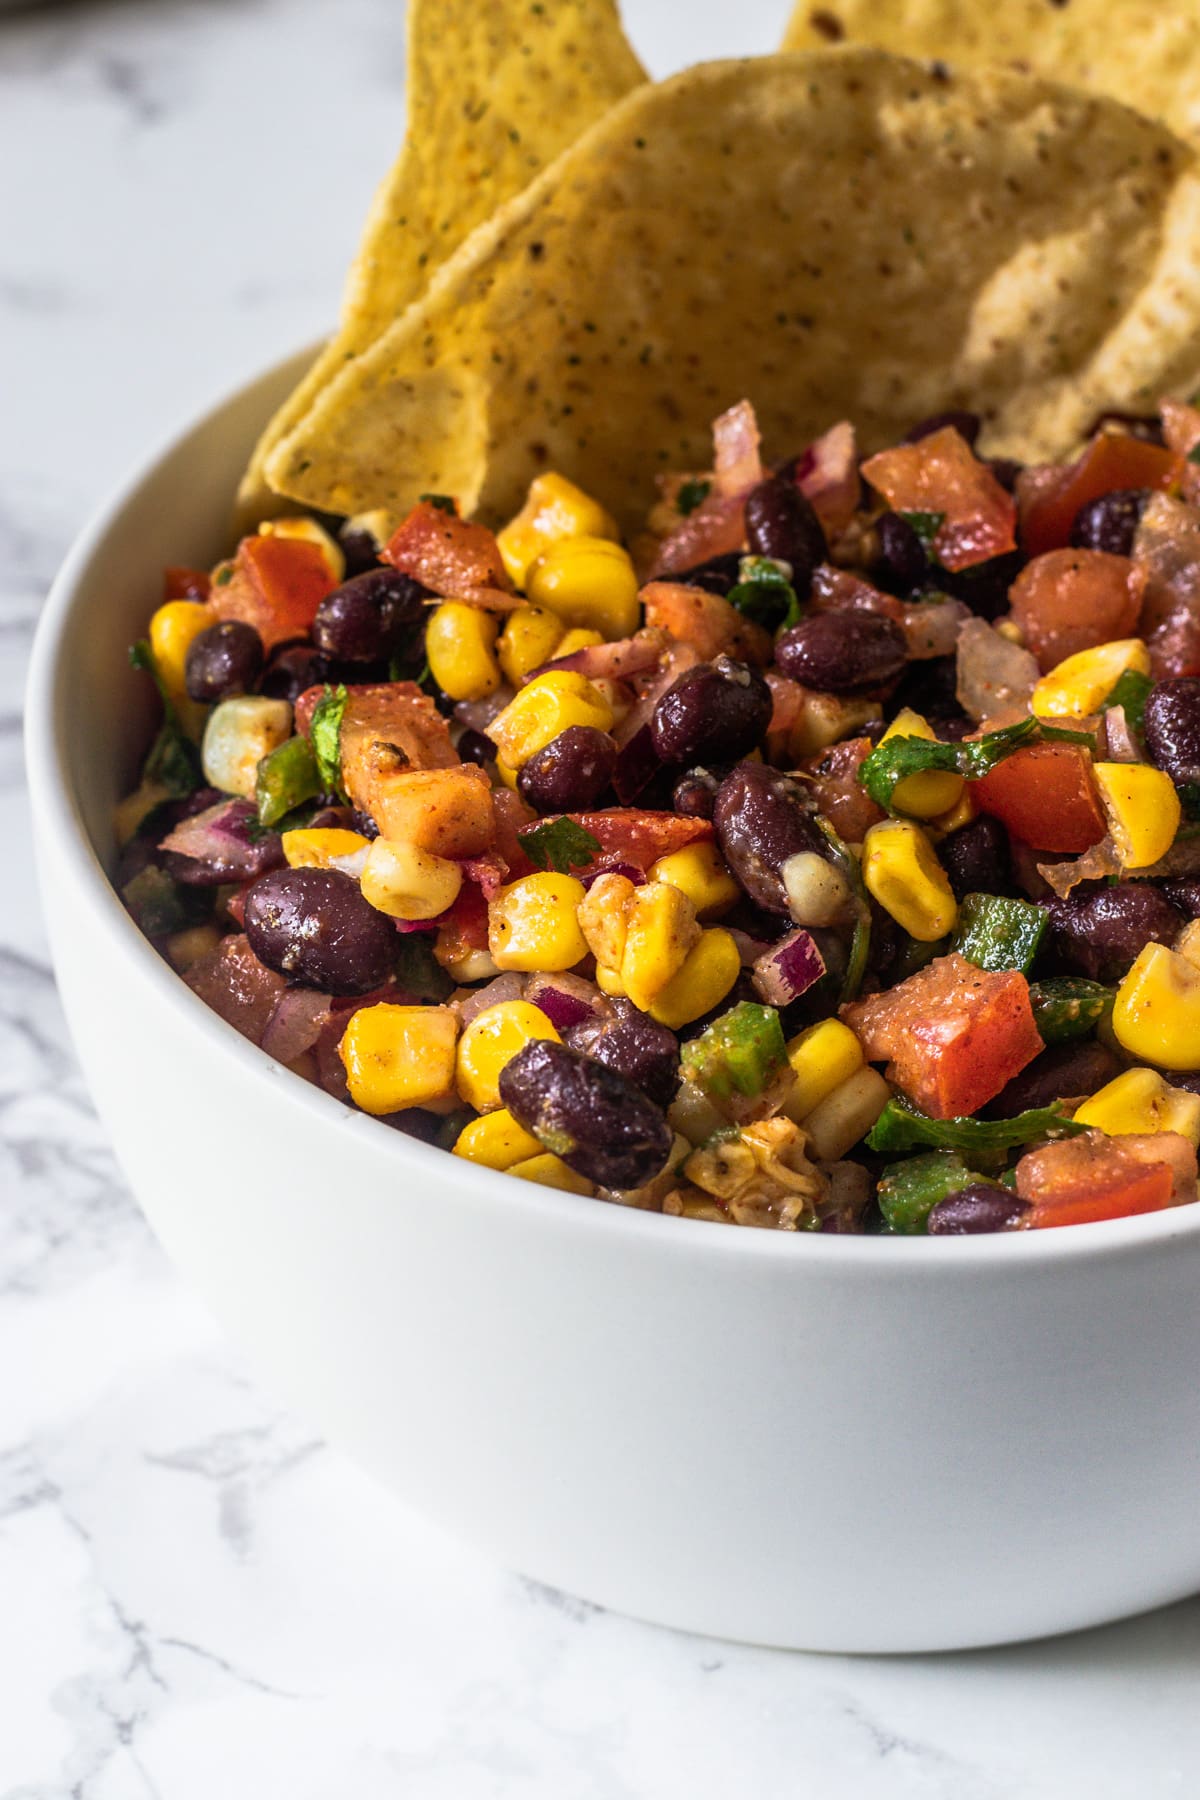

{"left": 162, "top": 565, "right": 211, "bottom": 602}
{"left": 969, "top": 743, "right": 1107, "bottom": 855}
{"left": 1015, "top": 1130, "right": 1197, "bottom": 1227}
{"left": 294, "top": 679, "right": 456, "bottom": 764}
{"left": 860, "top": 427, "right": 1017, "bottom": 571}
{"left": 433, "top": 880, "right": 490, "bottom": 969}
{"left": 801, "top": 736, "right": 885, "bottom": 844}
{"left": 842, "top": 952, "right": 1043, "bottom": 1119}
{"left": 1017, "top": 433, "right": 1179, "bottom": 558}
{"left": 641, "top": 581, "right": 773, "bottom": 664}
{"left": 1008, "top": 548, "right": 1145, "bottom": 672}
{"left": 383, "top": 500, "right": 511, "bottom": 599}
{"left": 209, "top": 535, "right": 337, "bottom": 650}
{"left": 491, "top": 786, "right": 536, "bottom": 879}
{"left": 567, "top": 808, "right": 714, "bottom": 874}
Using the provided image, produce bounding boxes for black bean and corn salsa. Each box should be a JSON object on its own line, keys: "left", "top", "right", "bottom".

{"left": 117, "top": 399, "right": 1200, "bottom": 1233}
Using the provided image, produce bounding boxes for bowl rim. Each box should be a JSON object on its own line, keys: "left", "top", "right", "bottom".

{"left": 24, "top": 343, "right": 1200, "bottom": 1272}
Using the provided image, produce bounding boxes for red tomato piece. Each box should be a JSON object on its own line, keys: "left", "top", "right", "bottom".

{"left": 810, "top": 564, "right": 904, "bottom": 620}
{"left": 567, "top": 809, "right": 715, "bottom": 874}
{"left": 162, "top": 565, "right": 211, "bottom": 601}
{"left": 1017, "top": 433, "right": 1179, "bottom": 558}
{"left": 860, "top": 427, "right": 1017, "bottom": 571}
{"left": 841, "top": 952, "right": 1043, "bottom": 1119}
{"left": 1015, "top": 1130, "right": 1196, "bottom": 1228}
{"left": 1008, "top": 548, "right": 1145, "bottom": 672}
{"left": 969, "top": 743, "right": 1107, "bottom": 855}
{"left": 384, "top": 500, "right": 511, "bottom": 598}
{"left": 209, "top": 535, "right": 337, "bottom": 650}
{"left": 433, "top": 880, "right": 490, "bottom": 968}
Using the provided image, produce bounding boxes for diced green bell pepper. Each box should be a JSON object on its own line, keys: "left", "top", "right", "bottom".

{"left": 952, "top": 891, "right": 1047, "bottom": 975}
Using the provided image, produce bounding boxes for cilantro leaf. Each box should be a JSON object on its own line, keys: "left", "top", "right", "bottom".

{"left": 419, "top": 492, "right": 457, "bottom": 514}
{"left": 866, "top": 1096, "right": 1087, "bottom": 1155}
{"left": 726, "top": 555, "right": 801, "bottom": 632}
{"left": 899, "top": 510, "right": 945, "bottom": 554}
{"left": 857, "top": 718, "right": 1095, "bottom": 811}
{"left": 128, "top": 639, "right": 201, "bottom": 797}
{"left": 676, "top": 477, "right": 712, "bottom": 517}
{"left": 1187, "top": 443, "right": 1200, "bottom": 466}
{"left": 309, "top": 684, "right": 349, "bottom": 800}
{"left": 517, "top": 817, "right": 602, "bottom": 873}
{"left": 1102, "top": 667, "right": 1153, "bottom": 735}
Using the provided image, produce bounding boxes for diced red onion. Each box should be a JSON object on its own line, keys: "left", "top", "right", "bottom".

{"left": 526, "top": 972, "right": 603, "bottom": 1030}
{"left": 750, "top": 928, "right": 826, "bottom": 1005}
{"left": 581, "top": 857, "right": 645, "bottom": 889}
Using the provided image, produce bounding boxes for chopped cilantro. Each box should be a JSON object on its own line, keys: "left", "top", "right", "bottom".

{"left": 517, "top": 817, "right": 602, "bottom": 873}
{"left": 309, "top": 684, "right": 349, "bottom": 800}
{"left": 866, "top": 1096, "right": 1087, "bottom": 1155}
{"left": 213, "top": 563, "right": 234, "bottom": 586}
{"left": 1102, "top": 667, "right": 1153, "bottom": 735}
{"left": 419, "top": 492, "right": 457, "bottom": 514}
{"left": 726, "top": 555, "right": 801, "bottom": 632}
{"left": 676, "top": 477, "right": 711, "bottom": 517}
{"left": 899, "top": 510, "right": 945, "bottom": 553}
{"left": 1187, "top": 443, "right": 1200, "bottom": 465}
{"left": 858, "top": 717, "right": 1095, "bottom": 811}
{"left": 394, "top": 934, "right": 454, "bottom": 1002}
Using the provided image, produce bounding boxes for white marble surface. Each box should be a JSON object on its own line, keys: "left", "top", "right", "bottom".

{"left": 3, "top": 1, "right": 1200, "bottom": 1794}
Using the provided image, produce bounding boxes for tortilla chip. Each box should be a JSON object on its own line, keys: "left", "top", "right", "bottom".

{"left": 784, "top": 2, "right": 1200, "bottom": 142}
{"left": 235, "top": 0, "right": 645, "bottom": 524}
{"left": 263, "top": 50, "right": 1200, "bottom": 535}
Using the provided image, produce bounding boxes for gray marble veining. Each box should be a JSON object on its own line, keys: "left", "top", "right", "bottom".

{"left": 2, "top": 1, "right": 1199, "bottom": 1794}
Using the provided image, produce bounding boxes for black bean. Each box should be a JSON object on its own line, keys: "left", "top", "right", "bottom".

{"left": 651, "top": 657, "right": 772, "bottom": 766}
{"left": 338, "top": 521, "right": 382, "bottom": 577}
{"left": 499, "top": 1039, "right": 673, "bottom": 1191}
{"left": 1043, "top": 882, "right": 1186, "bottom": 984}
{"left": 259, "top": 643, "right": 330, "bottom": 703}
{"left": 1167, "top": 1071, "right": 1200, "bottom": 1095}
{"left": 774, "top": 611, "right": 907, "bottom": 693}
{"left": 903, "top": 409, "right": 981, "bottom": 447}
{"left": 1083, "top": 410, "right": 1165, "bottom": 447}
{"left": 888, "top": 654, "right": 966, "bottom": 734}
{"left": 1163, "top": 878, "right": 1200, "bottom": 919}
{"left": 349, "top": 808, "right": 381, "bottom": 840}
{"left": 243, "top": 867, "right": 395, "bottom": 994}
{"left": 565, "top": 1001, "right": 681, "bottom": 1109}
{"left": 938, "top": 549, "right": 1025, "bottom": 622}
{"left": 456, "top": 727, "right": 496, "bottom": 769}
{"left": 1068, "top": 488, "right": 1150, "bottom": 558}
{"left": 985, "top": 1041, "right": 1120, "bottom": 1118}
{"left": 184, "top": 620, "right": 264, "bottom": 703}
{"left": 743, "top": 474, "right": 827, "bottom": 589}
{"left": 986, "top": 458, "right": 1023, "bottom": 494}
{"left": 313, "top": 568, "right": 429, "bottom": 664}
{"left": 927, "top": 1185, "right": 1030, "bottom": 1235}
{"left": 673, "top": 551, "right": 743, "bottom": 596}
{"left": 672, "top": 769, "right": 721, "bottom": 819}
{"left": 872, "top": 511, "right": 928, "bottom": 595}
{"left": 1144, "top": 678, "right": 1200, "bottom": 785}
{"left": 712, "top": 762, "right": 824, "bottom": 914}
{"left": 518, "top": 726, "right": 616, "bottom": 812}
{"left": 938, "top": 815, "right": 1014, "bottom": 902}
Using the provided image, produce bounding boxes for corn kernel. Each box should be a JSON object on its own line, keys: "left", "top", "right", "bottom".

{"left": 497, "top": 605, "right": 565, "bottom": 686}
{"left": 201, "top": 696, "right": 292, "bottom": 799}
{"left": 452, "top": 1108, "right": 542, "bottom": 1170}
{"left": 1178, "top": 920, "right": 1200, "bottom": 972}
{"left": 113, "top": 780, "right": 172, "bottom": 846}
{"left": 926, "top": 785, "right": 978, "bottom": 838}
{"left": 1112, "top": 943, "right": 1200, "bottom": 1071}
{"left": 1074, "top": 1067, "right": 1200, "bottom": 1145}
{"left": 862, "top": 818, "right": 958, "bottom": 942}
{"left": 647, "top": 928, "right": 741, "bottom": 1029}
{"left": 282, "top": 827, "right": 370, "bottom": 869}
{"left": 148, "top": 598, "right": 211, "bottom": 732}
{"left": 596, "top": 965, "right": 627, "bottom": 998}
{"left": 362, "top": 837, "right": 463, "bottom": 920}
{"left": 525, "top": 537, "right": 640, "bottom": 640}
{"left": 802, "top": 1067, "right": 892, "bottom": 1161}
{"left": 442, "top": 947, "right": 501, "bottom": 985}
{"left": 577, "top": 871, "right": 637, "bottom": 969}
{"left": 340, "top": 1004, "right": 459, "bottom": 1114}
{"left": 488, "top": 872, "right": 589, "bottom": 971}
{"left": 556, "top": 628, "right": 604, "bottom": 657}
{"left": 508, "top": 1151, "right": 593, "bottom": 1195}
{"left": 426, "top": 601, "right": 501, "bottom": 703}
{"left": 496, "top": 471, "right": 620, "bottom": 589}
{"left": 257, "top": 515, "right": 345, "bottom": 583}
{"left": 620, "top": 881, "right": 701, "bottom": 1009}
{"left": 785, "top": 693, "right": 880, "bottom": 760}
{"left": 1032, "top": 638, "right": 1150, "bottom": 719}
{"left": 456, "top": 999, "right": 561, "bottom": 1112}
{"left": 649, "top": 843, "right": 740, "bottom": 919}
{"left": 880, "top": 708, "right": 965, "bottom": 820}
{"left": 486, "top": 669, "right": 614, "bottom": 770}
{"left": 782, "top": 1018, "right": 865, "bottom": 1123}
{"left": 1093, "top": 762, "right": 1181, "bottom": 870}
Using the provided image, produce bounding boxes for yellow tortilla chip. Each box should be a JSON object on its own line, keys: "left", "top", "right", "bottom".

{"left": 784, "top": 2, "right": 1200, "bottom": 141}
{"left": 236, "top": 0, "right": 645, "bottom": 524}
{"left": 264, "top": 50, "right": 1200, "bottom": 535}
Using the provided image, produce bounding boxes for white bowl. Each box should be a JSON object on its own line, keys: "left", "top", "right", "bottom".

{"left": 25, "top": 351, "right": 1200, "bottom": 1653}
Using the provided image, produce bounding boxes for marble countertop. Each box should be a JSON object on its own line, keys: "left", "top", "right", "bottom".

{"left": 3, "top": 2, "right": 1198, "bottom": 1794}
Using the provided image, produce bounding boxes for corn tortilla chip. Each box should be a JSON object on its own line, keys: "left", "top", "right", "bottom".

{"left": 236, "top": 0, "right": 645, "bottom": 524}
{"left": 784, "top": 2, "right": 1200, "bottom": 142}
{"left": 264, "top": 50, "right": 1200, "bottom": 535}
